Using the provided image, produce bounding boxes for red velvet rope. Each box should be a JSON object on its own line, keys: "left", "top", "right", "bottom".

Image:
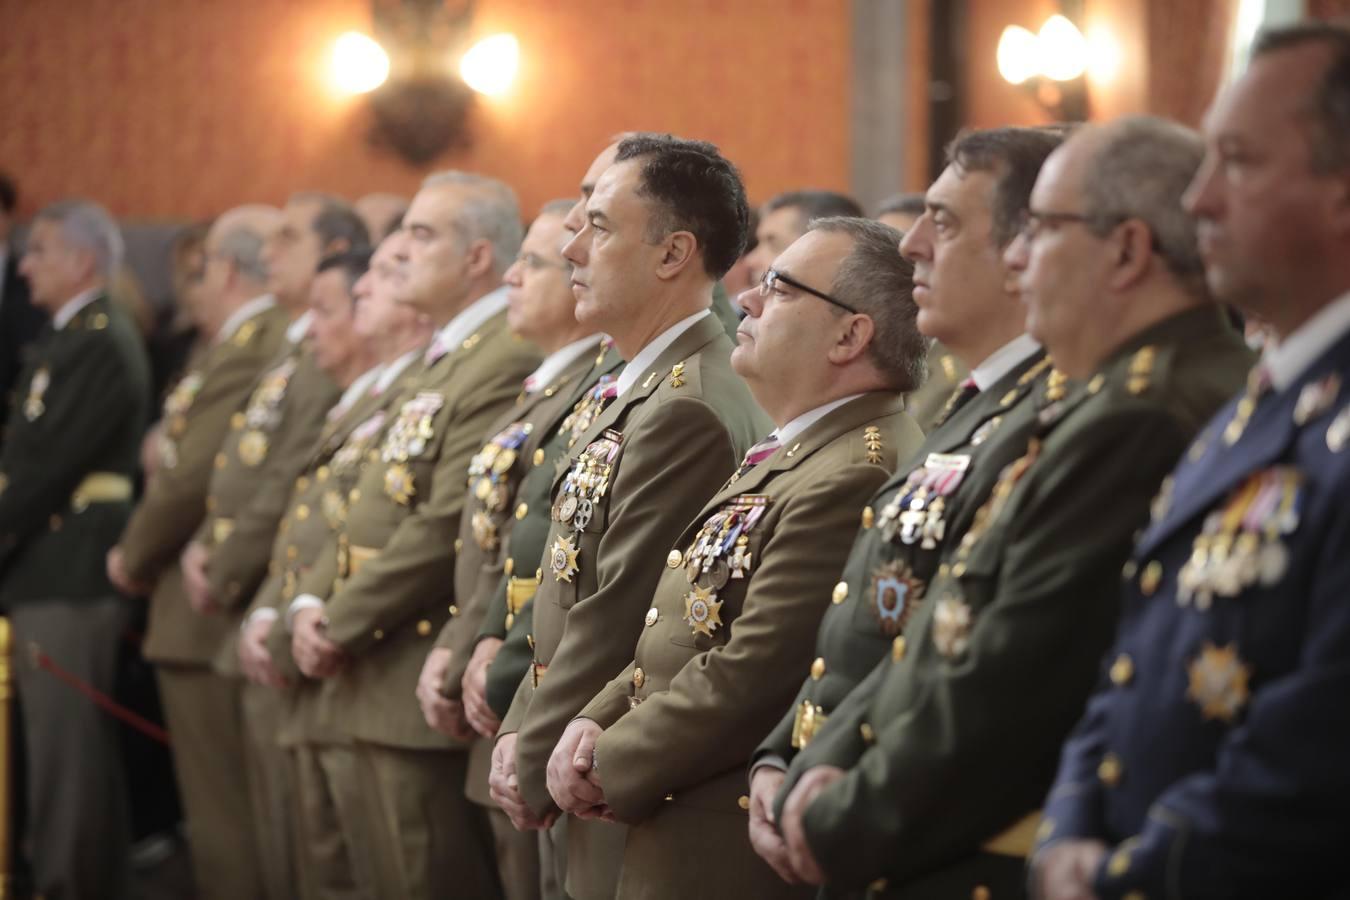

{"left": 27, "top": 642, "right": 170, "bottom": 745}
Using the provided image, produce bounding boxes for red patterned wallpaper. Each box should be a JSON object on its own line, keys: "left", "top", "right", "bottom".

{"left": 0, "top": 0, "right": 852, "bottom": 221}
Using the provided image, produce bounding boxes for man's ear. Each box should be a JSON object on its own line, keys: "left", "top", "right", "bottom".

{"left": 464, "top": 238, "right": 497, "bottom": 280}
{"left": 1108, "top": 220, "right": 1152, "bottom": 292}
{"left": 828, "top": 313, "right": 875, "bottom": 366}
{"left": 655, "top": 231, "right": 698, "bottom": 281}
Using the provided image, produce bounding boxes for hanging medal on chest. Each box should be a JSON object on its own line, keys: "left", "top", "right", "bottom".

{"left": 1176, "top": 466, "right": 1302, "bottom": 609}
{"left": 561, "top": 375, "right": 618, "bottom": 448}
{"left": 553, "top": 430, "right": 622, "bottom": 530}
{"left": 333, "top": 410, "right": 388, "bottom": 473}
{"left": 382, "top": 392, "right": 445, "bottom": 463}
{"left": 468, "top": 421, "right": 534, "bottom": 512}
{"left": 876, "top": 452, "right": 970, "bottom": 549}
{"left": 679, "top": 495, "right": 770, "bottom": 637}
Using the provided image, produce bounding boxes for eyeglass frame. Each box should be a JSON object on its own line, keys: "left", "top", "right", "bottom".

{"left": 1017, "top": 208, "right": 1161, "bottom": 252}
{"left": 760, "top": 267, "right": 859, "bottom": 315}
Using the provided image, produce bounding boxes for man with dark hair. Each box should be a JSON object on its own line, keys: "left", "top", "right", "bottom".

{"left": 263, "top": 192, "right": 369, "bottom": 326}
{"left": 489, "top": 133, "right": 770, "bottom": 900}
{"left": 109, "top": 204, "right": 290, "bottom": 899}
{"left": 0, "top": 171, "right": 47, "bottom": 437}
{"left": 1035, "top": 24, "right": 1350, "bottom": 900}
{"left": 181, "top": 240, "right": 366, "bottom": 899}
{"left": 547, "top": 215, "right": 924, "bottom": 899}
{"left": 750, "top": 124, "right": 1061, "bottom": 894}
{"left": 745, "top": 189, "right": 863, "bottom": 288}
{"left": 874, "top": 192, "right": 927, "bottom": 232}
{"left": 0, "top": 198, "right": 150, "bottom": 900}
{"left": 771, "top": 111, "right": 1251, "bottom": 897}
{"left": 245, "top": 230, "right": 431, "bottom": 900}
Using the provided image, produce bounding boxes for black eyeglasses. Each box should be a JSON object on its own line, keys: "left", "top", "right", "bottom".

{"left": 1016, "top": 209, "right": 1106, "bottom": 241}
{"left": 760, "top": 268, "right": 858, "bottom": 314}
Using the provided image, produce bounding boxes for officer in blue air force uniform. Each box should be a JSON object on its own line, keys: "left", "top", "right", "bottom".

{"left": 1034, "top": 22, "right": 1350, "bottom": 900}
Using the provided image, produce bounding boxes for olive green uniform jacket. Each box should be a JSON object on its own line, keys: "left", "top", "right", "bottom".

{"left": 301, "top": 308, "right": 540, "bottom": 750}
{"left": 499, "top": 312, "right": 770, "bottom": 898}
{"left": 579, "top": 392, "right": 922, "bottom": 900}
{"left": 753, "top": 350, "right": 1051, "bottom": 774}
{"left": 779, "top": 306, "right": 1252, "bottom": 898}
{"left": 198, "top": 335, "right": 339, "bottom": 623}
{"left": 125, "top": 303, "right": 290, "bottom": 665}
{"left": 0, "top": 296, "right": 150, "bottom": 603}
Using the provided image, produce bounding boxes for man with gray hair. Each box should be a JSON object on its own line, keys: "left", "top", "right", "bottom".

{"left": 287, "top": 170, "right": 539, "bottom": 897}
{"left": 109, "top": 203, "right": 291, "bottom": 899}
{"left": 769, "top": 115, "right": 1251, "bottom": 898}
{"left": 0, "top": 199, "right": 150, "bottom": 899}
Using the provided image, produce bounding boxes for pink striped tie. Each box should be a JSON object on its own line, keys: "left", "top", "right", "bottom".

{"left": 424, "top": 335, "right": 449, "bottom": 366}
{"left": 736, "top": 434, "right": 781, "bottom": 476}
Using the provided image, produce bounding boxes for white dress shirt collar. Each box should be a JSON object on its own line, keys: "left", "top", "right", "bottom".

{"left": 432, "top": 287, "right": 509, "bottom": 356}
{"left": 215, "top": 293, "right": 277, "bottom": 345}
{"left": 52, "top": 287, "right": 102, "bottom": 331}
{"left": 525, "top": 336, "right": 601, "bottom": 393}
{"left": 969, "top": 333, "right": 1041, "bottom": 391}
{"left": 1263, "top": 291, "right": 1350, "bottom": 392}
{"left": 375, "top": 348, "right": 421, "bottom": 395}
{"left": 615, "top": 309, "right": 712, "bottom": 397}
{"left": 286, "top": 310, "right": 314, "bottom": 345}
{"left": 772, "top": 393, "right": 867, "bottom": 447}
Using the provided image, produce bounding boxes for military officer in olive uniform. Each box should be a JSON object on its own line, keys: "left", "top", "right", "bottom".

{"left": 410, "top": 199, "right": 605, "bottom": 900}
{"left": 489, "top": 135, "right": 770, "bottom": 900}
{"left": 243, "top": 231, "right": 431, "bottom": 900}
{"left": 109, "top": 204, "right": 290, "bottom": 900}
{"left": 289, "top": 172, "right": 539, "bottom": 900}
{"left": 544, "top": 217, "right": 924, "bottom": 900}
{"left": 1035, "top": 30, "right": 1350, "bottom": 900}
{"left": 772, "top": 118, "right": 1253, "bottom": 899}
{"left": 749, "top": 126, "right": 1065, "bottom": 887}
{"left": 0, "top": 200, "right": 150, "bottom": 900}
{"left": 199, "top": 246, "right": 369, "bottom": 900}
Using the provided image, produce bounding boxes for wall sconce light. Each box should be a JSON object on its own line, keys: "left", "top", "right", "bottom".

{"left": 328, "top": 1, "right": 520, "bottom": 165}
{"left": 997, "top": 13, "right": 1090, "bottom": 121}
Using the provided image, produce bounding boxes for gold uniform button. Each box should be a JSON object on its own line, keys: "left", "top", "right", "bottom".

{"left": 952, "top": 561, "right": 967, "bottom": 578}
{"left": 861, "top": 506, "right": 874, "bottom": 529}
{"left": 1098, "top": 753, "right": 1123, "bottom": 787}
{"left": 230, "top": 412, "right": 245, "bottom": 429}
{"left": 1122, "top": 559, "right": 1138, "bottom": 580}
{"left": 667, "top": 549, "right": 683, "bottom": 568}
{"left": 1139, "top": 561, "right": 1162, "bottom": 596}
{"left": 526, "top": 634, "right": 535, "bottom": 650}
{"left": 417, "top": 620, "right": 432, "bottom": 636}
{"left": 349, "top": 488, "right": 361, "bottom": 502}
{"left": 831, "top": 581, "right": 848, "bottom": 604}
{"left": 214, "top": 453, "right": 226, "bottom": 469}
{"left": 296, "top": 504, "right": 310, "bottom": 521}
{"left": 645, "top": 608, "right": 658, "bottom": 627}
{"left": 859, "top": 722, "right": 875, "bottom": 744}
{"left": 317, "top": 466, "right": 330, "bottom": 482}
{"left": 1107, "top": 847, "right": 1131, "bottom": 877}
{"left": 533, "top": 449, "right": 545, "bottom": 466}
{"left": 296, "top": 476, "right": 310, "bottom": 492}
{"left": 810, "top": 657, "right": 826, "bottom": 680}
{"left": 515, "top": 503, "right": 528, "bottom": 520}
{"left": 449, "top": 605, "right": 460, "bottom": 617}
{"left": 972, "top": 887, "right": 991, "bottom": 900}
{"left": 1110, "top": 654, "right": 1134, "bottom": 686}
{"left": 373, "top": 629, "right": 384, "bottom": 640}
{"left": 633, "top": 667, "right": 645, "bottom": 688}
{"left": 505, "top": 558, "right": 515, "bottom": 576}
{"left": 737, "top": 795, "right": 750, "bottom": 811}
{"left": 891, "top": 636, "right": 906, "bottom": 662}
{"left": 454, "top": 538, "right": 463, "bottom": 553}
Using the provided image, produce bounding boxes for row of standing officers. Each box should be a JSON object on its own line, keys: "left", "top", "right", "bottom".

{"left": 3, "top": 19, "right": 1350, "bottom": 900}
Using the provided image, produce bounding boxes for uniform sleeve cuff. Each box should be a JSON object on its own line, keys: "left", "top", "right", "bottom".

{"left": 285, "top": 594, "right": 324, "bottom": 631}
{"left": 241, "top": 607, "right": 279, "bottom": 632}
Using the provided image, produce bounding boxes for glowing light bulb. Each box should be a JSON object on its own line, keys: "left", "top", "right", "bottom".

{"left": 997, "top": 25, "right": 1039, "bottom": 85}
{"left": 1038, "top": 14, "right": 1088, "bottom": 82}
{"left": 460, "top": 34, "right": 519, "bottom": 97}
{"left": 331, "top": 31, "right": 389, "bottom": 95}
{"left": 1086, "top": 24, "right": 1121, "bottom": 85}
